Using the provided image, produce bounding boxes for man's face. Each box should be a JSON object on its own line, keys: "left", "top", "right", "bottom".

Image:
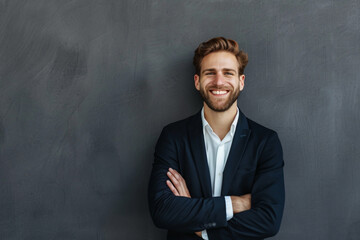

{"left": 194, "top": 51, "right": 245, "bottom": 112}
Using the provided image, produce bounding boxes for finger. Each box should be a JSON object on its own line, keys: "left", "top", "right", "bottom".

{"left": 167, "top": 180, "right": 179, "bottom": 196}
{"left": 169, "top": 168, "right": 182, "bottom": 181}
{"left": 169, "top": 173, "right": 187, "bottom": 195}
{"left": 167, "top": 171, "right": 180, "bottom": 186}
{"left": 166, "top": 180, "right": 179, "bottom": 196}
{"left": 168, "top": 171, "right": 188, "bottom": 196}
{"left": 169, "top": 168, "right": 189, "bottom": 194}
{"left": 168, "top": 170, "right": 192, "bottom": 198}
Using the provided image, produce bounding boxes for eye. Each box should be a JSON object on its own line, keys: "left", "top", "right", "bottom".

{"left": 205, "top": 72, "right": 215, "bottom": 75}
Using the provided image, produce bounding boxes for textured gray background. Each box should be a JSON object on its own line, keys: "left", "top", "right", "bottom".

{"left": 0, "top": 0, "right": 359, "bottom": 239}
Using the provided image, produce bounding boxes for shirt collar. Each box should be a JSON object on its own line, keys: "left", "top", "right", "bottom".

{"left": 201, "top": 106, "right": 240, "bottom": 137}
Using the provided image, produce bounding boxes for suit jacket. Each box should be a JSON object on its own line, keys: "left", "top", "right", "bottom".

{"left": 148, "top": 109, "right": 285, "bottom": 240}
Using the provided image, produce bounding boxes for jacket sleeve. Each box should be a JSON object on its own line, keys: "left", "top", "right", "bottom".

{"left": 207, "top": 131, "right": 285, "bottom": 239}
{"left": 148, "top": 126, "right": 228, "bottom": 233}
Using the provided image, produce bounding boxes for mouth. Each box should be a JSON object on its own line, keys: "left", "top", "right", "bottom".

{"left": 210, "top": 90, "right": 229, "bottom": 96}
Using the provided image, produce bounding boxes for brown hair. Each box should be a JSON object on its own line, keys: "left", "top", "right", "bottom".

{"left": 193, "top": 37, "right": 248, "bottom": 76}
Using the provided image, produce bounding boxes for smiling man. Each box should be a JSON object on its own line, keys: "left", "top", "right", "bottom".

{"left": 148, "top": 37, "right": 285, "bottom": 240}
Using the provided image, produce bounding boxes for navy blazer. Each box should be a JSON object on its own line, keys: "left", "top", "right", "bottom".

{"left": 148, "top": 109, "right": 285, "bottom": 240}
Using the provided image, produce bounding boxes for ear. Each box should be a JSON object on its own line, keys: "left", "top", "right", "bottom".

{"left": 239, "top": 74, "right": 245, "bottom": 91}
{"left": 194, "top": 74, "right": 200, "bottom": 91}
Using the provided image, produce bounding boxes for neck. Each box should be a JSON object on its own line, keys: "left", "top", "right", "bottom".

{"left": 203, "top": 102, "right": 238, "bottom": 140}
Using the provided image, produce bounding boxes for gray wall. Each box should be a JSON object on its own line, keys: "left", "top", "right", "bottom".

{"left": 0, "top": 0, "right": 359, "bottom": 239}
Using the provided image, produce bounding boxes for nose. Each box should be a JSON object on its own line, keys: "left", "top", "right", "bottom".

{"left": 213, "top": 72, "right": 225, "bottom": 86}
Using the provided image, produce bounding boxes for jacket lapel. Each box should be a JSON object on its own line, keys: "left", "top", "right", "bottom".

{"left": 188, "top": 111, "right": 213, "bottom": 197}
{"left": 221, "top": 109, "right": 251, "bottom": 195}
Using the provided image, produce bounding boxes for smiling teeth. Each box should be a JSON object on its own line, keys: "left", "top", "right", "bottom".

{"left": 212, "top": 91, "right": 227, "bottom": 95}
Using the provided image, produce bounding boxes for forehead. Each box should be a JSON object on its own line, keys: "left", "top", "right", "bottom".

{"left": 201, "top": 51, "right": 239, "bottom": 71}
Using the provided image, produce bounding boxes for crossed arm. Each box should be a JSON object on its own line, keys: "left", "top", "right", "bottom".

{"left": 148, "top": 127, "right": 285, "bottom": 239}
{"left": 166, "top": 167, "right": 251, "bottom": 238}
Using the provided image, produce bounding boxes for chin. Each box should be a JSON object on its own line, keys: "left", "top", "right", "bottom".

{"left": 206, "top": 102, "right": 233, "bottom": 112}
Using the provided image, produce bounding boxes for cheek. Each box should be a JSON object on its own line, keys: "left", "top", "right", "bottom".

{"left": 202, "top": 79, "right": 214, "bottom": 87}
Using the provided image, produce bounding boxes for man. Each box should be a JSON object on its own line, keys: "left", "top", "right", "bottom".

{"left": 148, "top": 37, "right": 285, "bottom": 240}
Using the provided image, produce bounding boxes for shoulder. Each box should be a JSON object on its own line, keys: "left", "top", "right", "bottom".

{"left": 161, "top": 112, "right": 199, "bottom": 137}
{"left": 155, "top": 112, "right": 199, "bottom": 151}
{"left": 246, "top": 117, "right": 277, "bottom": 137}
{"left": 243, "top": 115, "right": 282, "bottom": 151}
{"left": 245, "top": 116, "right": 283, "bottom": 157}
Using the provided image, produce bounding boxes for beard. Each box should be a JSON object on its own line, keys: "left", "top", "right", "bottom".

{"left": 199, "top": 84, "right": 240, "bottom": 112}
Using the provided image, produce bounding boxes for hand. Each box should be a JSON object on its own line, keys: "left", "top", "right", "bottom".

{"left": 166, "top": 168, "right": 191, "bottom": 198}
{"left": 231, "top": 194, "right": 251, "bottom": 214}
{"left": 166, "top": 169, "right": 201, "bottom": 236}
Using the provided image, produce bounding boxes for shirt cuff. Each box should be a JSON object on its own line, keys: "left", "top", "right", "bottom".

{"left": 225, "top": 196, "right": 234, "bottom": 221}
{"left": 201, "top": 230, "right": 209, "bottom": 240}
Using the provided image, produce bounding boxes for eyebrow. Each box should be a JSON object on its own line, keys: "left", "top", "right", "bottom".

{"left": 202, "top": 68, "right": 237, "bottom": 74}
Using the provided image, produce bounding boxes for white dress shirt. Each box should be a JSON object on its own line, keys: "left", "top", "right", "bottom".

{"left": 201, "top": 107, "right": 239, "bottom": 239}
